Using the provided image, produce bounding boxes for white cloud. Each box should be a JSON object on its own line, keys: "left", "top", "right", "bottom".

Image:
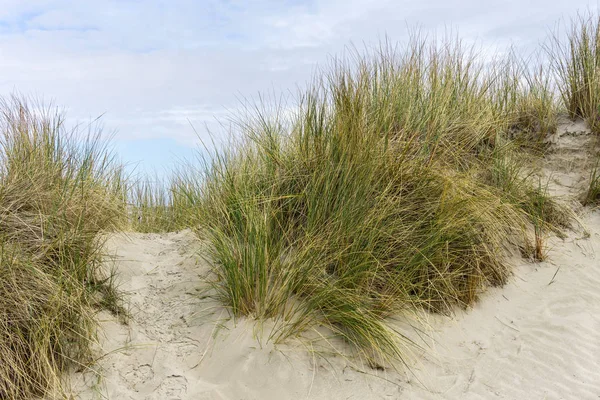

{"left": 0, "top": 0, "right": 598, "bottom": 169}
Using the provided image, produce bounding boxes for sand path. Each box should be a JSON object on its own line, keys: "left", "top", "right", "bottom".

{"left": 71, "top": 231, "right": 409, "bottom": 399}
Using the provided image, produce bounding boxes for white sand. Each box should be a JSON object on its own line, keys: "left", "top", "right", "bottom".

{"left": 69, "top": 121, "right": 600, "bottom": 399}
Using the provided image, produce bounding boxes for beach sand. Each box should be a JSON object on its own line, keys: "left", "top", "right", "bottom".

{"left": 68, "top": 120, "right": 600, "bottom": 399}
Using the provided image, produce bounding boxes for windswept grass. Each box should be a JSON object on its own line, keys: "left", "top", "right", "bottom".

{"left": 174, "top": 36, "right": 569, "bottom": 367}
{"left": 5, "top": 11, "right": 599, "bottom": 394}
{"left": 548, "top": 12, "right": 600, "bottom": 133}
{"left": 0, "top": 96, "right": 126, "bottom": 399}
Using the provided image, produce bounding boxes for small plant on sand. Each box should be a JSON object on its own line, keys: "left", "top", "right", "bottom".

{"left": 483, "top": 139, "right": 570, "bottom": 257}
{"left": 528, "top": 180, "right": 551, "bottom": 261}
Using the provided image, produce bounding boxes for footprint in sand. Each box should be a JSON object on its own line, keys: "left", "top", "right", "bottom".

{"left": 121, "top": 364, "right": 154, "bottom": 391}
{"left": 147, "top": 375, "right": 188, "bottom": 400}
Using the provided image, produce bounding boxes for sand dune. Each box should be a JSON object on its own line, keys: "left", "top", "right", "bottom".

{"left": 69, "top": 122, "right": 600, "bottom": 399}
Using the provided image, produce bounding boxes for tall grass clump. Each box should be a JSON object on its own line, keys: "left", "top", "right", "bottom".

{"left": 177, "top": 36, "right": 565, "bottom": 366}
{"left": 0, "top": 96, "right": 126, "bottom": 398}
{"left": 548, "top": 12, "right": 600, "bottom": 133}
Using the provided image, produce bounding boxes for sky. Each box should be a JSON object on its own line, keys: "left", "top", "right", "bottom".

{"left": 0, "top": 0, "right": 598, "bottom": 176}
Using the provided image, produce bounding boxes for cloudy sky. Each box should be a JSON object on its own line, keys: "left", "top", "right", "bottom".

{"left": 0, "top": 0, "right": 597, "bottom": 174}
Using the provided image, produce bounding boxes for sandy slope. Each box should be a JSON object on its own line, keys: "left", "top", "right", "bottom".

{"left": 69, "top": 121, "right": 600, "bottom": 400}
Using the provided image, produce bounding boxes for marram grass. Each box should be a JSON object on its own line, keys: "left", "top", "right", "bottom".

{"left": 584, "top": 157, "right": 600, "bottom": 205}
{"left": 0, "top": 96, "right": 126, "bottom": 399}
{"left": 4, "top": 11, "right": 600, "bottom": 396}
{"left": 548, "top": 11, "right": 600, "bottom": 133}
{"left": 173, "top": 35, "right": 570, "bottom": 367}
{"left": 128, "top": 177, "right": 185, "bottom": 233}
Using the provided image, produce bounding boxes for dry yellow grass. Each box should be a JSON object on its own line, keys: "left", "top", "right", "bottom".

{"left": 0, "top": 96, "right": 126, "bottom": 398}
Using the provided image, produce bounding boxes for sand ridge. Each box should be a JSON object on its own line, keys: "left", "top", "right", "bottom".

{"left": 69, "top": 120, "right": 600, "bottom": 399}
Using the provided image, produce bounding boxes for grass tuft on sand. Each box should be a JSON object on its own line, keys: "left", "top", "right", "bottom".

{"left": 171, "top": 35, "right": 571, "bottom": 367}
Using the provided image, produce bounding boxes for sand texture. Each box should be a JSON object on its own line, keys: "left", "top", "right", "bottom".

{"left": 68, "top": 121, "right": 600, "bottom": 399}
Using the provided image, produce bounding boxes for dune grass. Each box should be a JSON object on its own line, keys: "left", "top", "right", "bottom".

{"left": 170, "top": 35, "right": 571, "bottom": 366}
{"left": 118, "top": 15, "right": 597, "bottom": 369}
{"left": 584, "top": 157, "right": 600, "bottom": 205}
{"left": 129, "top": 178, "right": 179, "bottom": 233}
{"left": 126, "top": 173, "right": 202, "bottom": 233}
{"left": 0, "top": 97, "right": 126, "bottom": 399}
{"left": 548, "top": 12, "right": 600, "bottom": 133}
{"left": 5, "top": 12, "right": 600, "bottom": 395}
